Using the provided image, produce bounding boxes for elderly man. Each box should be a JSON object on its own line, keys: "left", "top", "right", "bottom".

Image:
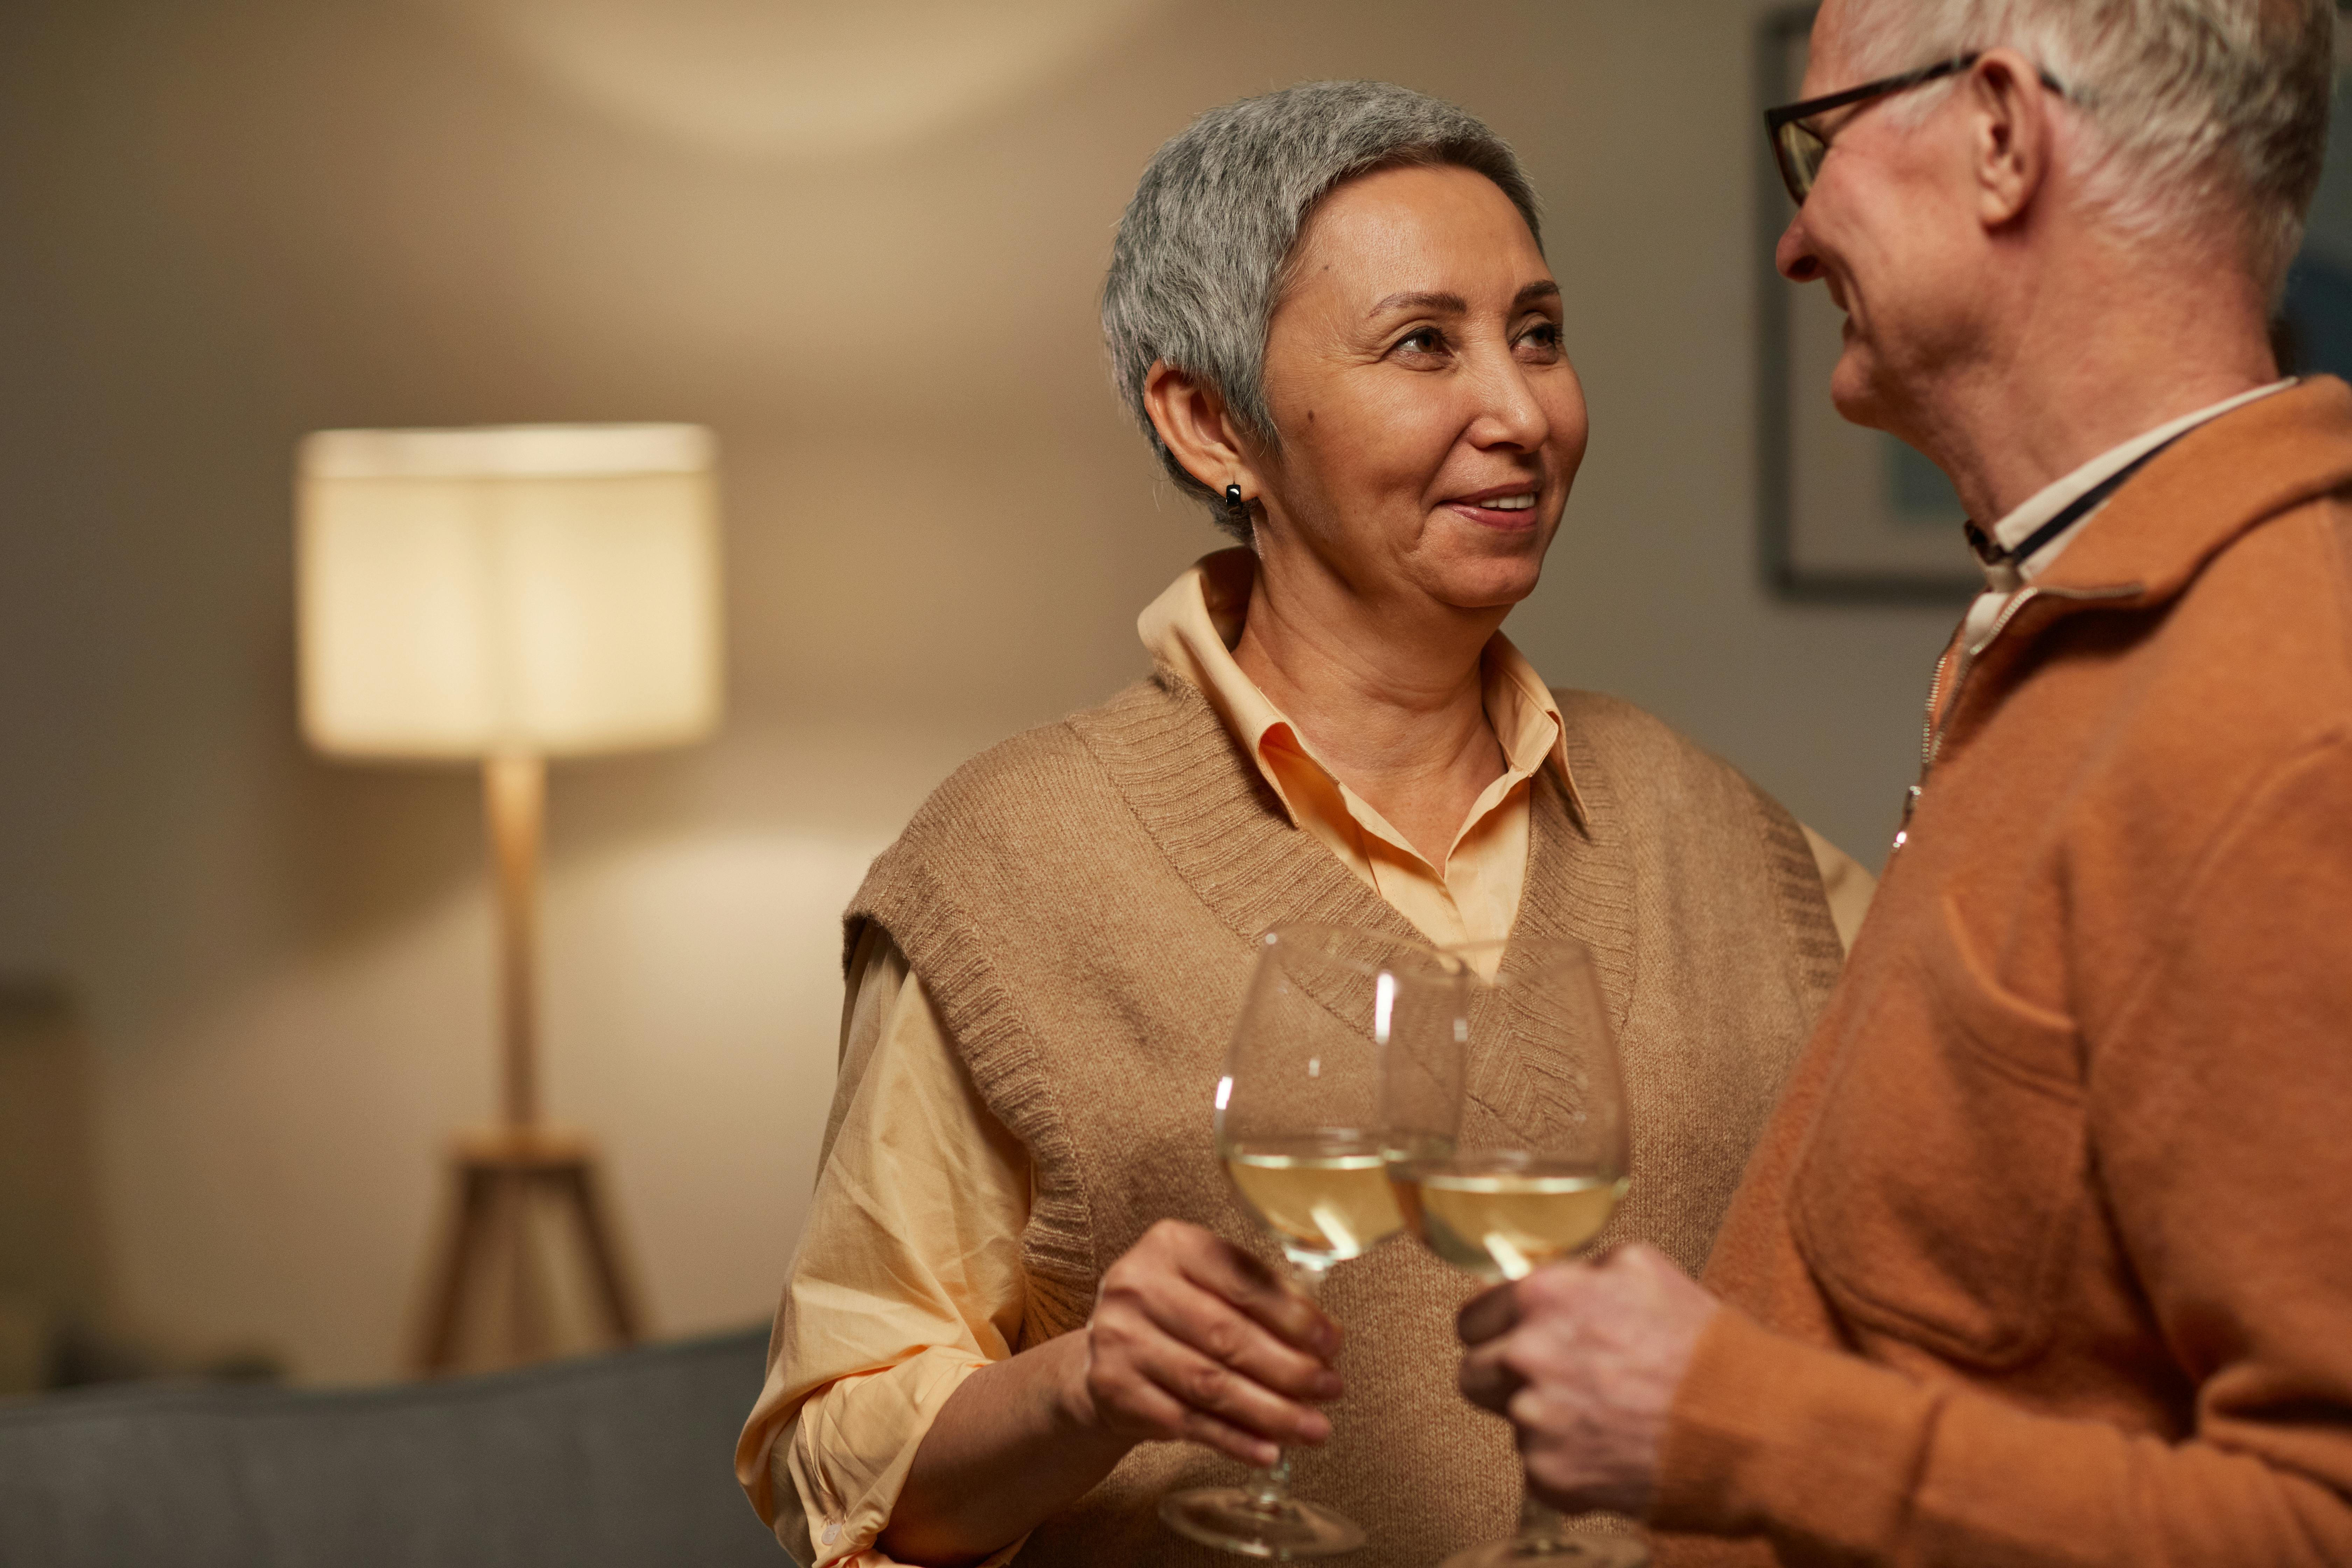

{"left": 1458, "top": 0, "right": 2352, "bottom": 1563}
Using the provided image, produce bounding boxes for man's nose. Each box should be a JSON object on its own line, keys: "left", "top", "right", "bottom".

{"left": 1776, "top": 214, "right": 1825, "bottom": 283}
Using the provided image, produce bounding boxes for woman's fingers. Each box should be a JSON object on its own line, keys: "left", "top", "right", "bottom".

{"left": 1084, "top": 1302, "right": 1329, "bottom": 1456}
{"left": 1103, "top": 1365, "right": 1289, "bottom": 1468}
{"left": 1093, "top": 1274, "right": 1338, "bottom": 1441}
{"left": 1083, "top": 1220, "right": 1346, "bottom": 1458}
{"left": 1134, "top": 1335, "right": 1332, "bottom": 1460}
{"left": 1172, "top": 1231, "right": 1341, "bottom": 1357}
{"left": 1137, "top": 1272, "right": 1340, "bottom": 1401}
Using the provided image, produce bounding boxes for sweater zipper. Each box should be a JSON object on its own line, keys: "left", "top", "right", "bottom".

{"left": 1893, "top": 582, "right": 2143, "bottom": 854}
{"left": 1929, "top": 589, "right": 2038, "bottom": 761}
{"left": 1892, "top": 602, "right": 2005, "bottom": 855}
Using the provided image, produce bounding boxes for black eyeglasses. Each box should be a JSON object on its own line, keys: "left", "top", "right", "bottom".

{"left": 1764, "top": 53, "right": 2069, "bottom": 205}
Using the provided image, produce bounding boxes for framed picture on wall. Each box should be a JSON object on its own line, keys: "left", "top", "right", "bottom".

{"left": 1755, "top": 5, "right": 1979, "bottom": 601}
{"left": 2274, "top": 25, "right": 2352, "bottom": 386}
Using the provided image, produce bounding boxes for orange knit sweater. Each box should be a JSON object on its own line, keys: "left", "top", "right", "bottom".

{"left": 1650, "top": 378, "right": 2352, "bottom": 1566}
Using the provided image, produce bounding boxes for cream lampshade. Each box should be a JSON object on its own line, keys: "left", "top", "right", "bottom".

{"left": 298, "top": 422, "right": 720, "bottom": 759}
{"left": 295, "top": 422, "right": 722, "bottom": 1373}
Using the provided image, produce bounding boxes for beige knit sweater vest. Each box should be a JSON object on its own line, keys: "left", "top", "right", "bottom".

{"left": 845, "top": 671, "right": 1840, "bottom": 1567}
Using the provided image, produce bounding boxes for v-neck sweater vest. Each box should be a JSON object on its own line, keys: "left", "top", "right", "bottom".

{"left": 845, "top": 670, "right": 1840, "bottom": 1567}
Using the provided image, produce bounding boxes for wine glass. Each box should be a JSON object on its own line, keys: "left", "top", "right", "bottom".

{"left": 1160, "top": 923, "right": 1469, "bottom": 1559}
{"left": 1383, "top": 936, "right": 1645, "bottom": 1568}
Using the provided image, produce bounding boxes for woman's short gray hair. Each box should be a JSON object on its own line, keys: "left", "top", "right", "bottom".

{"left": 1101, "top": 80, "right": 1541, "bottom": 536}
{"left": 1840, "top": 0, "right": 2334, "bottom": 294}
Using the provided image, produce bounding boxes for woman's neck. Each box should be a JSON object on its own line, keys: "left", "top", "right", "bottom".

{"left": 1232, "top": 551, "right": 1508, "bottom": 868}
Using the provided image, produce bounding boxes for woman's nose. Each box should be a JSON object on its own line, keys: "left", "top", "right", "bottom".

{"left": 1468, "top": 356, "right": 1551, "bottom": 450}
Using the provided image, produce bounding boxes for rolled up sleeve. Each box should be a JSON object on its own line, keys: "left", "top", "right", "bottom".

{"left": 738, "top": 931, "right": 1033, "bottom": 1566}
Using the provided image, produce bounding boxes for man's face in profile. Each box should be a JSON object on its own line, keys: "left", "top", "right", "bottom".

{"left": 1777, "top": 0, "right": 1992, "bottom": 441}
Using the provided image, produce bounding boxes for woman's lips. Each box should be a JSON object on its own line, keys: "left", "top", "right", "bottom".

{"left": 1444, "top": 490, "right": 1543, "bottom": 529}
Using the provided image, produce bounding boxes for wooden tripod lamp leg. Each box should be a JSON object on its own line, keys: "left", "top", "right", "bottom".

{"left": 409, "top": 753, "right": 646, "bottom": 1375}
{"left": 485, "top": 753, "right": 543, "bottom": 1132}
{"left": 416, "top": 1159, "right": 497, "bottom": 1374}
{"left": 557, "top": 1161, "right": 643, "bottom": 1342}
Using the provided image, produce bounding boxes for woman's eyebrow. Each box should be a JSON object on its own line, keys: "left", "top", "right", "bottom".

{"left": 1366, "top": 290, "right": 1468, "bottom": 317}
{"left": 1364, "top": 282, "right": 1560, "bottom": 319}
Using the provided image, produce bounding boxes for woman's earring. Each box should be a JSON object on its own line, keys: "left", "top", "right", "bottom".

{"left": 1224, "top": 482, "right": 1250, "bottom": 532}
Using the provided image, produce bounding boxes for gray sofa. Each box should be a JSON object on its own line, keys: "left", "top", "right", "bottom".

{"left": 0, "top": 1327, "right": 783, "bottom": 1568}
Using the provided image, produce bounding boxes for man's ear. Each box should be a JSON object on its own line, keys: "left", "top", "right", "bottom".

{"left": 1968, "top": 48, "right": 2053, "bottom": 229}
{"left": 1143, "top": 360, "right": 1266, "bottom": 500}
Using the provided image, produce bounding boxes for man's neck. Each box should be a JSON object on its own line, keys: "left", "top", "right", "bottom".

{"left": 1902, "top": 249, "right": 2278, "bottom": 524}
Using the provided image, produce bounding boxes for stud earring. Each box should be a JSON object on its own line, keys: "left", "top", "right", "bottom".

{"left": 1223, "top": 482, "right": 1250, "bottom": 531}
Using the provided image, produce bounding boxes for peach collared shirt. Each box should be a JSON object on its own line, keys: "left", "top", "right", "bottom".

{"left": 738, "top": 552, "right": 1875, "bottom": 1567}
{"left": 1141, "top": 548, "right": 1580, "bottom": 973}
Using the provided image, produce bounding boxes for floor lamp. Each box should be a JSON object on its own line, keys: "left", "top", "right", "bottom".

{"left": 295, "top": 424, "right": 722, "bottom": 1374}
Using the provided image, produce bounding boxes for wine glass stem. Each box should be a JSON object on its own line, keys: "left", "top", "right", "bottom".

{"left": 1242, "top": 1449, "right": 1295, "bottom": 1507}
{"left": 1235, "top": 1255, "right": 1334, "bottom": 1512}
{"left": 1517, "top": 1494, "right": 1571, "bottom": 1545}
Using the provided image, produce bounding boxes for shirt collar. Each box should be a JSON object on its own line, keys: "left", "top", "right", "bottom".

{"left": 1135, "top": 548, "right": 1582, "bottom": 827}
{"left": 1968, "top": 379, "right": 2296, "bottom": 592}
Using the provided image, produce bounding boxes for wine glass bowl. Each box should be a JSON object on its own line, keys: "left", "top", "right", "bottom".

{"left": 1222, "top": 1136, "right": 1404, "bottom": 1267}
{"left": 1389, "top": 1154, "right": 1628, "bottom": 1284}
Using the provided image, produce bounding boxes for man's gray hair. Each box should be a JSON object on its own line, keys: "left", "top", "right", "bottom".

{"left": 1839, "top": 0, "right": 2334, "bottom": 293}
{"left": 1101, "top": 81, "right": 1541, "bottom": 536}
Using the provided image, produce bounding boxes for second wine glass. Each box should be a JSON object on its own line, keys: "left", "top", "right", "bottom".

{"left": 1384, "top": 935, "right": 1646, "bottom": 1568}
{"left": 1160, "top": 923, "right": 1468, "bottom": 1560}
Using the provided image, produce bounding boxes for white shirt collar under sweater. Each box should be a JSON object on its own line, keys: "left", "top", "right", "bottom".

{"left": 1958, "top": 378, "right": 2296, "bottom": 654}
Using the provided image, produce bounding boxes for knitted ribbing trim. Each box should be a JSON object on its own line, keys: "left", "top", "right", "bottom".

{"left": 1751, "top": 779, "right": 1849, "bottom": 1023}
{"left": 1519, "top": 702, "right": 1637, "bottom": 1024}
{"left": 840, "top": 724, "right": 1120, "bottom": 1336}
{"left": 1065, "top": 669, "right": 1435, "bottom": 955}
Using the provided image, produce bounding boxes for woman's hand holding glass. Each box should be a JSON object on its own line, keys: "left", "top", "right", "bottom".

{"left": 1065, "top": 1217, "right": 1344, "bottom": 1469}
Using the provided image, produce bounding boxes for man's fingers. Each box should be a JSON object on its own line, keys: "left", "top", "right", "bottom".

{"left": 1456, "top": 1279, "right": 1522, "bottom": 1346}
{"left": 1447, "top": 1246, "right": 1715, "bottom": 1520}
{"left": 1458, "top": 1339, "right": 1522, "bottom": 1414}
{"left": 1136, "top": 1275, "right": 1343, "bottom": 1403}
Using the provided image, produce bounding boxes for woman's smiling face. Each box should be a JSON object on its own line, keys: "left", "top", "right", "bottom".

{"left": 1250, "top": 161, "right": 1587, "bottom": 613}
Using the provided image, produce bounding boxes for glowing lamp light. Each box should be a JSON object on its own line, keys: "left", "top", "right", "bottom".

{"left": 297, "top": 422, "right": 720, "bottom": 760}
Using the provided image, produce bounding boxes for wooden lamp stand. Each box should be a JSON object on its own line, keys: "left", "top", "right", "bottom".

{"left": 413, "top": 754, "right": 643, "bottom": 1374}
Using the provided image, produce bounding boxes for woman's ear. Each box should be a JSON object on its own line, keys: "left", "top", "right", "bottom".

{"left": 1143, "top": 360, "right": 1264, "bottom": 498}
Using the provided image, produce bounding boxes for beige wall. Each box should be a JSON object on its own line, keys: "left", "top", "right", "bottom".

{"left": 0, "top": 0, "right": 1958, "bottom": 1383}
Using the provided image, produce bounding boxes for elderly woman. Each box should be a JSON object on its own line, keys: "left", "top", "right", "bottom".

{"left": 738, "top": 81, "right": 1870, "bottom": 1568}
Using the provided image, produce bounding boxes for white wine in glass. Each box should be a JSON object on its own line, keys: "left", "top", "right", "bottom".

{"left": 1384, "top": 936, "right": 1647, "bottom": 1568}
{"left": 1393, "top": 1158, "right": 1628, "bottom": 1283}
{"left": 1160, "top": 923, "right": 1466, "bottom": 1560}
{"left": 1224, "top": 1138, "right": 1405, "bottom": 1262}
